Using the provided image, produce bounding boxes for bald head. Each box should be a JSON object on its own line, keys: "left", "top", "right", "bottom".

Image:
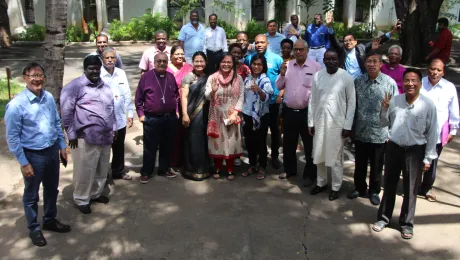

{"left": 154, "top": 52, "right": 168, "bottom": 73}
{"left": 254, "top": 34, "right": 268, "bottom": 53}
{"left": 427, "top": 58, "right": 445, "bottom": 84}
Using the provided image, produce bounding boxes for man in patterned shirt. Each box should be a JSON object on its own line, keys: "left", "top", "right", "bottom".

{"left": 348, "top": 51, "right": 399, "bottom": 205}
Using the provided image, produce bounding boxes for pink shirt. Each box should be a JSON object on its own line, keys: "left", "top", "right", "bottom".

{"left": 381, "top": 63, "right": 405, "bottom": 94}
{"left": 139, "top": 45, "right": 172, "bottom": 71}
{"left": 275, "top": 59, "right": 322, "bottom": 109}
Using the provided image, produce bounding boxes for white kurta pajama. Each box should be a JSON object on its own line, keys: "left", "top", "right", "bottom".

{"left": 308, "top": 68, "right": 356, "bottom": 190}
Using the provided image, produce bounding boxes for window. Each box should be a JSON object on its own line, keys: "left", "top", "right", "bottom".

{"left": 25, "top": 0, "right": 35, "bottom": 24}
{"left": 252, "top": 0, "right": 264, "bottom": 22}
{"left": 106, "top": 0, "right": 120, "bottom": 22}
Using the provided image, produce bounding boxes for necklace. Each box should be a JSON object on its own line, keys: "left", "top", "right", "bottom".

{"left": 153, "top": 72, "right": 168, "bottom": 104}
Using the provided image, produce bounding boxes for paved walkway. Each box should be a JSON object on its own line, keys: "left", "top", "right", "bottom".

{"left": 0, "top": 43, "right": 459, "bottom": 259}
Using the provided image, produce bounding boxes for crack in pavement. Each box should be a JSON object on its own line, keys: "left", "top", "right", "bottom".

{"left": 299, "top": 195, "right": 311, "bottom": 260}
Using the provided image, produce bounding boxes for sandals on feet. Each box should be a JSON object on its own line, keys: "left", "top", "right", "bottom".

{"left": 372, "top": 221, "right": 386, "bottom": 232}
{"left": 425, "top": 192, "right": 437, "bottom": 202}
{"left": 256, "top": 168, "right": 266, "bottom": 180}
{"left": 121, "top": 174, "right": 132, "bottom": 180}
{"left": 242, "top": 166, "right": 256, "bottom": 177}
{"left": 401, "top": 228, "right": 413, "bottom": 239}
{"left": 213, "top": 171, "right": 221, "bottom": 179}
{"left": 227, "top": 172, "right": 235, "bottom": 181}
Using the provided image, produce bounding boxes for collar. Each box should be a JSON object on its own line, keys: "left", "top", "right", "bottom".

{"left": 188, "top": 22, "right": 202, "bottom": 30}
{"left": 265, "top": 32, "right": 281, "bottom": 38}
{"left": 24, "top": 88, "right": 44, "bottom": 102}
{"left": 80, "top": 74, "right": 104, "bottom": 88}
{"left": 100, "top": 66, "right": 119, "bottom": 78}
{"left": 365, "top": 72, "right": 383, "bottom": 83}
{"left": 346, "top": 48, "right": 356, "bottom": 54}
{"left": 293, "top": 59, "right": 309, "bottom": 68}
{"left": 155, "top": 45, "right": 169, "bottom": 54}
{"left": 425, "top": 77, "right": 444, "bottom": 89}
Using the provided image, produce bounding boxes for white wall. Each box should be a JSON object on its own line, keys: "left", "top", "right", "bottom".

{"left": 7, "top": 0, "right": 26, "bottom": 34}
{"left": 123, "top": 0, "right": 152, "bottom": 22}
{"left": 372, "top": 0, "right": 397, "bottom": 28}
{"left": 67, "top": 0, "right": 83, "bottom": 27}
{"left": 204, "top": 0, "right": 251, "bottom": 30}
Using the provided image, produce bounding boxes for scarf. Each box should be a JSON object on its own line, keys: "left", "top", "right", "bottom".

{"left": 245, "top": 74, "right": 268, "bottom": 130}
{"left": 207, "top": 70, "right": 242, "bottom": 138}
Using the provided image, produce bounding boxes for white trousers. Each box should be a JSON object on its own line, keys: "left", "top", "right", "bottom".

{"left": 307, "top": 47, "right": 326, "bottom": 68}
{"left": 72, "top": 139, "right": 111, "bottom": 206}
{"left": 316, "top": 162, "right": 344, "bottom": 191}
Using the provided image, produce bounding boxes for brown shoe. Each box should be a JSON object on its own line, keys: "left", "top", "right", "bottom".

{"left": 139, "top": 176, "right": 150, "bottom": 184}
{"left": 159, "top": 170, "right": 177, "bottom": 178}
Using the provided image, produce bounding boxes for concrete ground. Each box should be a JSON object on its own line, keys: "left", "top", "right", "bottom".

{"left": 0, "top": 42, "right": 459, "bottom": 259}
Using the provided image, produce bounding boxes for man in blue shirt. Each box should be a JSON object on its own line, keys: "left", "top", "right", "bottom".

{"left": 304, "top": 13, "right": 331, "bottom": 67}
{"left": 245, "top": 34, "right": 284, "bottom": 169}
{"left": 178, "top": 10, "right": 206, "bottom": 63}
{"left": 265, "top": 20, "right": 286, "bottom": 56}
{"left": 5, "top": 62, "right": 71, "bottom": 247}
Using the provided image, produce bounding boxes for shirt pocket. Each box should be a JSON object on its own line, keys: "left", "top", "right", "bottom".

{"left": 407, "top": 112, "right": 425, "bottom": 133}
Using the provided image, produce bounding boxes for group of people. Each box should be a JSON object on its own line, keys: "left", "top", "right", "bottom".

{"left": 4, "top": 11, "right": 457, "bottom": 247}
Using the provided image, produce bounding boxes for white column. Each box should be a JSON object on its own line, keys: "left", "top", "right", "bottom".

{"left": 265, "top": 0, "right": 275, "bottom": 22}
{"left": 152, "top": 0, "right": 167, "bottom": 15}
{"left": 343, "top": 0, "right": 356, "bottom": 29}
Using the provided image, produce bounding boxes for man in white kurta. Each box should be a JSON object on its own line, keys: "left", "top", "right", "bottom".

{"left": 308, "top": 49, "right": 356, "bottom": 201}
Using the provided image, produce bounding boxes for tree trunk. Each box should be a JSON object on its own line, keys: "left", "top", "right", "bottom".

{"left": 0, "top": 0, "right": 12, "bottom": 48}
{"left": 394, "top": 0, "right": 444, "bottom": 65}
{"left": 44, "top": 0, "right": 68, "bottom": 108}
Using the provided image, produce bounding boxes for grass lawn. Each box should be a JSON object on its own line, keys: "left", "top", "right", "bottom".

{"left": 0, "top": 78, "right": 24, "bottom": 120}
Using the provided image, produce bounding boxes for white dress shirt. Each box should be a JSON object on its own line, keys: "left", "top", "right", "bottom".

{"left": 380, "top": 94, "right": 438, "bottom": 163}
{"left": 203, "top": 26, "right": 228, "bottom": 52}
{"left": 101, "top": 66, "right": 134, "bottom": 130}
{"left": 421, "top": 76, "right": 459, "bottom": 143}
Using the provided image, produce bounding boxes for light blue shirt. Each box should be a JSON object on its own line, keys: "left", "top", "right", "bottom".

{"left": 5, "top": 89, "right": 67, "bottom": 166}
{"left": 101, "top": 66, "right": 134, "bottom": 130}
{"left": 178, "top": 22, "right": 206, "bottom": 62}
{"left": 265, "top": 32, "right": 286, "bottom": 56}
{"left": 242, "top": 73, "right": 273, "bottom": 116}
{"left": 244, "top": 51, "right": 283, "bottom": 103}
{"left": 345, "top": 48, "right": 362, "bottom": 79}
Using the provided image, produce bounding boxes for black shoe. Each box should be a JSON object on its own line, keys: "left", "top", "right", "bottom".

{"left": 347, "top": 190, "right": 367, "bottom": 199}
{"left": 78, "top": 204, "right": 91, "bottom": 214}
{"left": 43, "top": 219, "right": 71, "bottom": 233}
{"left": 29, "top": 230, "right": 47, "bottom": 247}
{"left": 329, "top": 191, "right": 339, "bottom": 201}
{"left": 272, "top": 157, "right": 281, "bottom": 169}
{"left": 303, "top": 178, "right": 315, "bottom": 187}
{"left": 91, "top": 195, "right": 109, "bottom": 204}
{"left": 310, "top": 185, "right": 327, "bottom": 195}
{"left": 369, "top": 193, "right": 381, "bottom": 205}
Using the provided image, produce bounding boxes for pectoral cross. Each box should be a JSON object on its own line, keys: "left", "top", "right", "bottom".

{"left": 161, "top": 96, "right": 165, "bottom": 104}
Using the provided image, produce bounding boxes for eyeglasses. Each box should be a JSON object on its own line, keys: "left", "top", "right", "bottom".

{"left": 294, "top": 48, "right": 305, "bottom": 52}
{"left": 403, "top": 79, "right": 421, "bottom": 84}
{"left": 26, "top": 74, "right": 46, "bottom": 79}
{"left": 155, "top": 60, "right": 168, "bottom": 64}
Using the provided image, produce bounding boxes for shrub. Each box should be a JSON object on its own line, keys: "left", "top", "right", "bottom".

{"left": 0, "top": 78, "right": 24, "bottom": 119}
{"left": 18, "top": 24, "right": 45, "bottom": 41}
{"left": 108, "top": 19, "right": 130, "bottom": 41}
{"left": 66, "top": 25, "right": 86, "bottom": 42}
{"left": 245, "top": 19, "right": 266, "bottom": 40}
{"left": 218, "top": 19, "right": 238, "bottom": 39}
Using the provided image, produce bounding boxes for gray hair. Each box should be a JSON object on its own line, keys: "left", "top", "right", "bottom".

{"left": 296, "top": 38, "right": 309, "bottom": 49}
{"left": 155, "top": 30, "right": 167, "bottom": 37}
{"left": 388, "top": 45, "right": 403, "bottom": 56}
{"left": 102, "top": 46, "right": 117, "bottom": 56}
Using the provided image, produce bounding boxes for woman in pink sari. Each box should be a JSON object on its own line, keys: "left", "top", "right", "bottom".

{"left": 168, "top": 45, "right": 193, "bottom": 170}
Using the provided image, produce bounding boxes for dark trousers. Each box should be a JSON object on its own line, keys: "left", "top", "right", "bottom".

{"left": 419, "top": 143, "right": 443, "bottom": 195}
{"left": 23, "top": 143, "right": 60, "bottom": 232}
{"left": 378, "top": 141, "right": 425, "bottom": 229}
{"left": 111, "top": 126, "right": 126, "bottom": 177}
{"left": 282, "top": 106, "right": 316, "bottom": 179}
{"left": 268, "top": 103, "right": 281, "bottom": 159}
{"left": 353, "top": 140, "right": 385, "bottom": 194}
{"left": 243, "top": 113, "right": 269, "bottom": 168}
{"left": 206, "top": 49, "right": 223, "bottom": 74}
{"left": 141, "top": 114, "right": 178, "bottom": 176}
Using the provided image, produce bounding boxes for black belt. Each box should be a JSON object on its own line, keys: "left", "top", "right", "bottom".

{"left": 145, "top": 112, "right": 176, "bottom": 117}
{"left": 310, "top": 45, "right": 325, "bottom": 49}
{"left": 283, "top": 105, "right": 307, "bottom": 113}
{"left": 389, "top": 141, "right": 425, "bottom": 151}
{"left": 23, "top": 143, "right": 57, "bottom": 153}
{"left": 206, "top": 49, "right": 224, "bottom": 54}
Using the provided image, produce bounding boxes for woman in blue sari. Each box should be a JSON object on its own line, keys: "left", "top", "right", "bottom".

{"left": 181, "top": 51, "right": 211, "bottom": 181}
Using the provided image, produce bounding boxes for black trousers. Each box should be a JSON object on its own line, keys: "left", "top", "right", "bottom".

{"left": 419, "top": 143, "right": 443, "bottom": 195}
{"left": 141, "top": 114, "right": 178, "bottom": 176}
{"left": 111, "top": 126, "right": 126, "bottom": 177}
{"left": 206, "top": 49, "right": 223, "bottom": 74}
{"left": 378, "top": 141, "right": 425, "bottom": 229}
{"left": 268, "top": 103, "right": 281, "bottom": 159}
{"left": 282, "top": 106, "right": 316, "bottom": 179}
{"left": 243, "top": 113, "right": 269, "bottom": 168}
{"left": 353, "top": 140, "right": 385, "bottom": 194}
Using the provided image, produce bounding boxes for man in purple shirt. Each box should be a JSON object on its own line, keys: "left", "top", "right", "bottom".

{"left": 61, "top": 55, "right": 116, "bottom": 214}
{"left": 135, "top": 52, "right": 179, "bottom": 184}
{"left": 381, "top": 45, "right": 406, "bottom": 94}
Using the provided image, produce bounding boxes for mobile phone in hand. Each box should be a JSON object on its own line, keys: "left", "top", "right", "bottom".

{"left": 60, "top": 153, "right": 67, "bottom": 168}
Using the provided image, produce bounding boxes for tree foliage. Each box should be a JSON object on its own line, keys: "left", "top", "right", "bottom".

{"left": 170, "top": 0, "right": 244, "bottom": 20}
{"left": 299, "top": 0, "right": 321, "bottom": 25}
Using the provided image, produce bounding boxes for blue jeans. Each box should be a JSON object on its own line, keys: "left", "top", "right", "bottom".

{"left": 23, "top": 143, "right": 60, "bottom": 232}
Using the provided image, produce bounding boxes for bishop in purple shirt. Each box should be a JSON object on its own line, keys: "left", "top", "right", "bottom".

{"left": 60, "top": 55, "right": 116, "bottom": 214}
{"left": 135, "top": 52, "right": 179, "bottom": 183}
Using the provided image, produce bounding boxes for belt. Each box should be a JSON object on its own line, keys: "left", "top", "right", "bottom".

{"left": 23, "top": 143, "right": 57, "bottom": 153}
{"left": 283, "top": 104, "right": 307, "bottom": 113}
{"left": 310, "top": 45, "right": 325, "bottom": 50}
{"left": 206, "top": 49, "right": 223, "bottom": 54}
{"left": 389, "top": 141, "right": 425, "bottom": 151}
{"left": 145, "top": 112, "right": 176, "bottom": 117}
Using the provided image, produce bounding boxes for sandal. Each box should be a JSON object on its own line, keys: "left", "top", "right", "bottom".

{"left": 256, "top": 168, "right": 266, "bottom": 180}
{"left": 425, "top": 192, "right": 437, "bottom": 202}
{"left": 121, "top": 174, "right": 132, "bottom": 180}
{"left": 372, "top": 220, "right": 386, "bottom": 232}
{"left": 401, "top": 227, "right": 413, "bottom": 239}
{"left": 242, "top": 166, "right": 256, "bottom": 177}
{"left": 212, "top": 171, "right": 221, "bottom": 179}
{"left": 227, "top": 172, "right": 235, "bottom": 181}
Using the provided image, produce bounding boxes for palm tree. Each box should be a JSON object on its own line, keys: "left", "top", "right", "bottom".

{"left": 0, "top": 0, "right": 11, "bottom": 47}
{"left": 44, "top": 0, "right": 68, "bottom": 107}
